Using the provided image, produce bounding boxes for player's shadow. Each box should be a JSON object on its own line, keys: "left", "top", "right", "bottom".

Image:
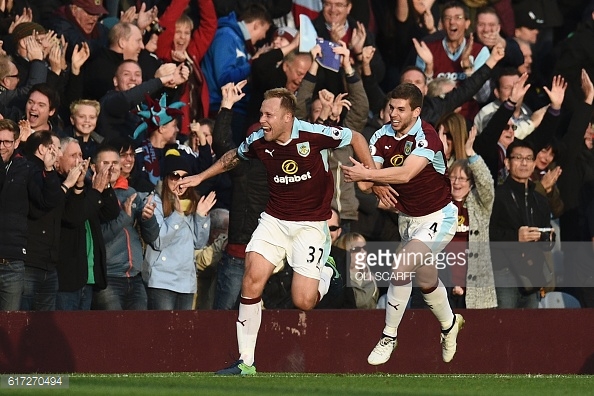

{"left": 0, "top": 312, "right": 75, "bottom": 373}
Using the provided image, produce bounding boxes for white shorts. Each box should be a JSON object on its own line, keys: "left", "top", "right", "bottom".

{"left": 246, "top": 212, "right": 331, "bottom": 280}
{"left": 398, "top": 202, "right": 458, "bottom": 253}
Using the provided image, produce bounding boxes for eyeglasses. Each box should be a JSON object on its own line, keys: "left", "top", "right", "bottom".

{"left": 323, "top": 1, "right": 349, "bottom": 8}
{"left": 0, "top": 140, "right": 15, "bottom": 147}
{"left": 443, "top": 15, "right": 466, "bottom": 22}
{"left": 168, "top": 171, "right": 187, "bottom": 181}
{"left": 350, "top": 246, "right": 366, "bottom": 253}
{"left": 505, "top": 124, "right": 518, "bottom": 131}
{"left": 509, "top": 155, "right": 535, "bottom": 162}
{"left": 449, "top": 176, "right": 469, "bottom": 183}
{"left": 329, "top": 225, "right": 340, "bottom": 232}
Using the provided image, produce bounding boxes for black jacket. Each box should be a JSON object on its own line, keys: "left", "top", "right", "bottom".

{"left": 246, "top": 48, "right": 287, "bottom": 127}
{"left": 96, "top": 78, "right": 164, "bottom": 141}
{"left": 25, "top": 155, "right": 67, "bottom": 271}
{"left": 490, "top": 177, "right": 552, "bottom": 282}
{"left": 57, "top": 182, "right": 120, "bottom": 292}
{"left": 82, "top": 47, "right": 124, "bottom": 101}
{"left": 212, "top": 108, "right": 268, "bottom": 248}
{"left": 0, "top": 153, "right": 62, "bottom": 261}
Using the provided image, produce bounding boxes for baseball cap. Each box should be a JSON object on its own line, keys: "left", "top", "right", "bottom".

{"left": 72, "top": 0, "right": 108, "bottom": 16}
{"left": 513, "top": 3, "right": 546, "bottom": 29}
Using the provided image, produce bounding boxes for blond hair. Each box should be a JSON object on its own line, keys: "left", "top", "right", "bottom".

{"left": 70, "top": 99, "right": 101, "bottom": 117}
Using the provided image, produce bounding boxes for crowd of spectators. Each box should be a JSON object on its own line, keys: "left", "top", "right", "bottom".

{"left": 0, "top": 0, "right": 593, "bottom": 311}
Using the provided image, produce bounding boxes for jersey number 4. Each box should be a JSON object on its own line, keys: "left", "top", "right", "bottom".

{"left": 429, "top": 222, "right": 438, "bottom": 233}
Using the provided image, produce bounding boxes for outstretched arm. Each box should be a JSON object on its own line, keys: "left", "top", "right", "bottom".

{"left": 177, "top": 148, "right": 240, "bottom": 190}
{"left": 342, "top": 154, "right": 428, "bottom": 185}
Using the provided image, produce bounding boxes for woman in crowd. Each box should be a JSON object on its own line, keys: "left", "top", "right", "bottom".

{"left": 436, "top": 111, "right": 468, "bottom": 167}
{"left": 143, "top": 149, "right": 216, "bottom": 310}
{"left": 334, "top": 232, "right": 378, "bottom": 309}
{"left": 442, "top": 126, "right": 497, "bottom": 309}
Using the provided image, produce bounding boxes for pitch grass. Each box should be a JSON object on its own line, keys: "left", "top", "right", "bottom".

{"left": 4, "top": 373, "right": 593, "bottom": 395}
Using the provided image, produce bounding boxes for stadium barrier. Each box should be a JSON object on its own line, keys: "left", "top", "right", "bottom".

{"left": 1, "top": 309, "right": 593, "bottom": 374}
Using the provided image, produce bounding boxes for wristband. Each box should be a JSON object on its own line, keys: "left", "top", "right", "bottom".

{"left": 506, "top": 98, "right": 517, "bottom": 106}
{"left": 60, "top": 183, "right": 69, "bottom": 191}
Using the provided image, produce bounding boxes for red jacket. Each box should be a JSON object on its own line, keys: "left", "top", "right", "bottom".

{"left": 156, "top": 0, "right": 217, "bottom": 134}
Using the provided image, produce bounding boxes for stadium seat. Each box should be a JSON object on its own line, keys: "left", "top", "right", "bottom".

{"left": 538, "top": 291, "right": 581, "bottom": 309}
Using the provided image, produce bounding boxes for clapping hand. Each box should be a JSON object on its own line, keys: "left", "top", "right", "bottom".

{"left": 540, "top": 166, "right": 562, "bottom": 194}
{"left": 18, "top": 120, "right": 33, "bottom": 142}
{"left": 64, "top": 160, "right": 85, "bottom": 189}
{"left": 91, "top": 163, "right": 111, "bottom": 193}
{"left": 42, "top": 143, "right": 57, "bottom": 170}
{"left": 124, "top": 193, "right": 137, "bottom": 217}
{"left": 196, "top": 191, "right": 217, "bottom": 217}
{"left": 329, "top": 22, "right": 347, "bottom": 44}
{"left": 361, "top": 45, "right": 375, "bottom": 67}
{"left": 460, "top": 33, "right": 475, "bottom": 70}
{"left": 8, "top": 7, "right": 33, "bottom": 34}
{"left": 71, "top": 42, "right": 91, "bottom": 75}
{"left": 350, "top": 21, "right": 366, "bottom": 54}
{"left": 141, "top": 193, "right": 157, "bottom": 220}
{"left": 24, "top": 35, "right": 44, "bottom": 61}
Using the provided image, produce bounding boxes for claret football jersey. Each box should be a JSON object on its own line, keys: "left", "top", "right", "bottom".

{"left": 369, "top": 118, "right": 452, "bottom": 217}
{"left": 238, "top": 119, "right": 352, "bottom": 221}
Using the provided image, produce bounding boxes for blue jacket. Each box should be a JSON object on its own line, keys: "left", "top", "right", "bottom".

{"left": 143, "top": 194, "right": 210, "bottom": 293}
{"left": 101, "top": 183, "right": 159, "bottom": 278}
{"left": 201, "top": 12, "right": 252, "bottom": 115}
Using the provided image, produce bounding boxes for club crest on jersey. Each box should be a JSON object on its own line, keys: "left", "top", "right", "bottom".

{"left": 297, "top": 142, "right": 310, "bottom": 157}
{"left": 417, "top": 139, "right": 428, "bottom": 149}
{"left": 330, "top": 127, "right": 342, "bottom": 140}
{"left": 404, "top": 141, "right": 413, "bottom": 155}
{"left": 369, "top": 144, "right": 376, "bottom": 156}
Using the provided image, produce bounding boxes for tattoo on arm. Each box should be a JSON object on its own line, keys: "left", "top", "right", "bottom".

{"left": 221, "top": 149, "right": 240, "bottom": 171}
